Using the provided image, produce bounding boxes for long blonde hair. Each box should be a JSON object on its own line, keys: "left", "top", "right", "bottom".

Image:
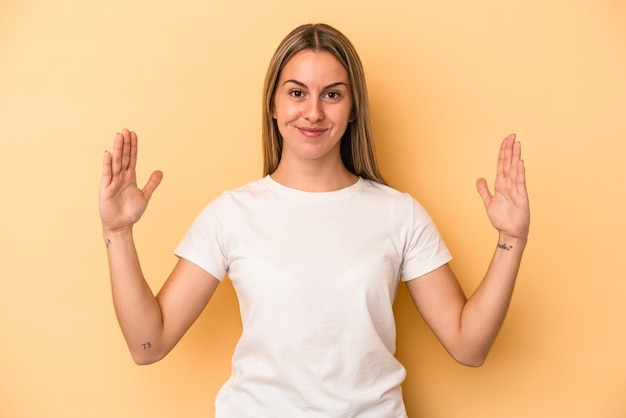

{"left": 262, "top": 23, "right": 385, "bottom": 184}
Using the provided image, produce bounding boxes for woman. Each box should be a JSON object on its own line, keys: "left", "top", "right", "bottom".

{"left": 99, "top": 23, "right": 529, "bottom": 417}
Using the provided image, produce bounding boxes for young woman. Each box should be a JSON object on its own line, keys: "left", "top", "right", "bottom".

{"left": 100, "top": 23, "right": 529, "bottom": 417}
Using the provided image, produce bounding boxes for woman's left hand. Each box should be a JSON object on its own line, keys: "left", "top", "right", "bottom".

{"left": 476, "top": 134, "right": 530, "bottom": 241}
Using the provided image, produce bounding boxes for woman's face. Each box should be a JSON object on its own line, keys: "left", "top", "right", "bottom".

{"left": 272, "top": 49, "right": 353, "bottom": 167}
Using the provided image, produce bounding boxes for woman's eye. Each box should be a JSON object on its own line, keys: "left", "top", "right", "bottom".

{"left": 324, "top": 91, "right": 340, "bottom": 100}
{"left": 289, "top": 90, "right": 304, "bottom": 98}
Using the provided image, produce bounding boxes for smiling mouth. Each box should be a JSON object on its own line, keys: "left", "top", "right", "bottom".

{"left": 297, "top": 127, "right": 328, "bottom": 138}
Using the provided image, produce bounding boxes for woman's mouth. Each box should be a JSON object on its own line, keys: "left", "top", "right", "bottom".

{"left": 297, "top": 127, "right": 327, "bottom": 138}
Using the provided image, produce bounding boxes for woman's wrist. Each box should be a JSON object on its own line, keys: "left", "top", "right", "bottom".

{"left": 101, "top": 226, "right": 134, "bottom": 247}
{"left": 496, "top": 233, "right": 527, "bottom": 252}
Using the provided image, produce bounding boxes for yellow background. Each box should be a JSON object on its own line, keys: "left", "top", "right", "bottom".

{"left": 1, "top": 0, "right": 625, "bottom": 417}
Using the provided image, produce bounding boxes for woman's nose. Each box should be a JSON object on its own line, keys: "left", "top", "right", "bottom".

{"left": 304, "top": 98, "right": 324, "bottom": 122}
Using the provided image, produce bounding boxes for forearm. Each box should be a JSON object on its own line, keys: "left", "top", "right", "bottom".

{"left": 104, "top": 228, "right": 166, "bottom": 364}
{"left": 458, "top": 234, "right": 527, "bottom": 365}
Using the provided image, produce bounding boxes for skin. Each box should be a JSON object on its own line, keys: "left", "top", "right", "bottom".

{"left": 407, "top": 135, "right": 529, "bottom": 366}
{"left": 100, "top": 50, "right": 529, "bottom": 366}
{"left": 270, "top": 50, "right": 357, "bottom": 192}
{"left": 100, "top": 130, "right": 219, "bottom": 364}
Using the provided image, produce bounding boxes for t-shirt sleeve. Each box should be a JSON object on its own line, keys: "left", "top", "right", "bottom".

{"left": 401, "top": 198, "right": 452, "bottom": 281}
{"left": 174, "top": 196, "right": 228, "bottom": 281}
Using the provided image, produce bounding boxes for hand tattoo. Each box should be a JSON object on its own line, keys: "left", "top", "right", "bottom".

{"left": 142, "top": 342, "right": 152, "bottom": 350}
{"left": 497, "top": 243, "right": 512, "bottom": 251}
{"left": 105, "top": 238, "right": 112, "bottom": 248}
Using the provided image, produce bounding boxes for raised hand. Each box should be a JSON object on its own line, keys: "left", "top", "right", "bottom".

{"left": 476, "top": 134, "right": 530, "bottom": 241}
{"left": 99, "top": 129, "right": 163, "bottom": 233}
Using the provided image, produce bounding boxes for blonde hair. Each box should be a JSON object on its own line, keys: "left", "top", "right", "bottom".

{"left": 262, "top": 23, "right": 385, "bottom": 184}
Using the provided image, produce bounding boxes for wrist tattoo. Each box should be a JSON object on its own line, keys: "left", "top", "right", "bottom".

{"left": 104, "top": 238, "right": 112, "bottom": 248}
{"left": 142, "top": 342, "right": 152, "bottom": 350}
{"left": 497, "top": 243, "right": 512, "bottom": 251}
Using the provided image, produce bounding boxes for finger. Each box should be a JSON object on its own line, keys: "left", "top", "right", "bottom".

{"left": 141, "top": 170, "right": 164, "bottom": 201}
{"left": 516, "top": 159, "right": 528, "bottom": 196}
{"left": 111, "top": 132, "right": 124, "bottom": 176}
{"left": 512, "top": 137, "right": 522, "bottom": 163}
{"left": 121, "top": 128, "right": 131, "bottom": 171}
{"left": 496, "top": 137, "right": 507, "bottom": 179}
{"left": 129, "top": 130, "right": 138, "bottom": 171}
{"left": 100, "top": 150, "right": 113, "bottom": 188}
{"left": 500, "top": 134, "right": 515, "bottom": 179}
{"left": 475, "top": 177, "right": 492, "bottom": 207}
{"left": 508, "top": 140, "right": 522, "bottom": 186}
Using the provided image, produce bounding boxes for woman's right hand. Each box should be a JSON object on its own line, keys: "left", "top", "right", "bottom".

{"left": 99, "top": 129, "right": 163, "bottom": 233}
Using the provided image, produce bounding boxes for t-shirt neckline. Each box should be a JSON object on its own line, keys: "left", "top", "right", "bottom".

{"left": 263, "top": 175, "right": 363, "bottom": 202}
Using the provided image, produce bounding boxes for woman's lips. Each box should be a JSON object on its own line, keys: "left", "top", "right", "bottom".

{"left": 297, "top": 127, "right": 327, "bottom": 138}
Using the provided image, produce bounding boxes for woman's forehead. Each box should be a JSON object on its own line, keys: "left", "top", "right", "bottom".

{"left": 279, "top": 50, "right": 349, "bottom": 86}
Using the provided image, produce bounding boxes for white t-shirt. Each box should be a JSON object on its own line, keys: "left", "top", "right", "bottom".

{"left": 175, "top": 176, "right": 452, "bottom": 418}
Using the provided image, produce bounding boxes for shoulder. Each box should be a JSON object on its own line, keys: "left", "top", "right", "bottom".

{"left": 191, "top": 178, "right": 267, "bottom": 221}
{"left": 360, "top": 179, "right": 404, "bottom": 195}
{"left": 359, "top": 179, "right": 435, "bottom": 222}
{"left": 212, "top": 177, "right": 269, "bottom": 204}
{"left": 358, "top": 179, "right": 415, "bottom": 205}
{"left": 224, "top": 177, "right": 268, "bottom": 195}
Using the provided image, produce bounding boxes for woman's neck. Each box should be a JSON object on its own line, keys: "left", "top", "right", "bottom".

{"left": 270, "top": 159, "right": 358, "bottom": 192}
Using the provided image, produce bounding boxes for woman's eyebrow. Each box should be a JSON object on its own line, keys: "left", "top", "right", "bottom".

{"left": 283, "top": 79, "right": 349, "bottom": 90}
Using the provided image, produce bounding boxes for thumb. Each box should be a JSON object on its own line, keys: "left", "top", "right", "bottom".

{"left": 475, "top": 178, "right": 492, "bottom": 207}
{"left": 142, "top": 170, "right": 163, "bottom": 201}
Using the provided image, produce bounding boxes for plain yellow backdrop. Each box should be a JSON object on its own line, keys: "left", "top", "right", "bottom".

{"left": 1, "top": 0, "right": 625, "bottom": 417}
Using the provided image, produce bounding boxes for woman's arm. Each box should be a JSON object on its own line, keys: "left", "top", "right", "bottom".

{"left": 407, "top": 134, "right": 529, "bottom": 367}
{"left": 100, "top": 129, "right": 219, "bottom": 365}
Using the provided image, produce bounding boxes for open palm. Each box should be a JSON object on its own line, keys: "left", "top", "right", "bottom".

{"left": 476, "top": 134, "right": 530, "bottom": 240}
{"left": 99, "top": 129, "right": 163, "bottom": 233}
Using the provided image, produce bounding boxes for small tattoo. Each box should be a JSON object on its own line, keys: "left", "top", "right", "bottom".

{"left": 142, "top": 342, "right": 152, "bottom": 350}
{"left": 497, "top": 243, "right": 512, "bottom": 251}
{"left": 105, "top": 239, "right": 112, "bottom": 248}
